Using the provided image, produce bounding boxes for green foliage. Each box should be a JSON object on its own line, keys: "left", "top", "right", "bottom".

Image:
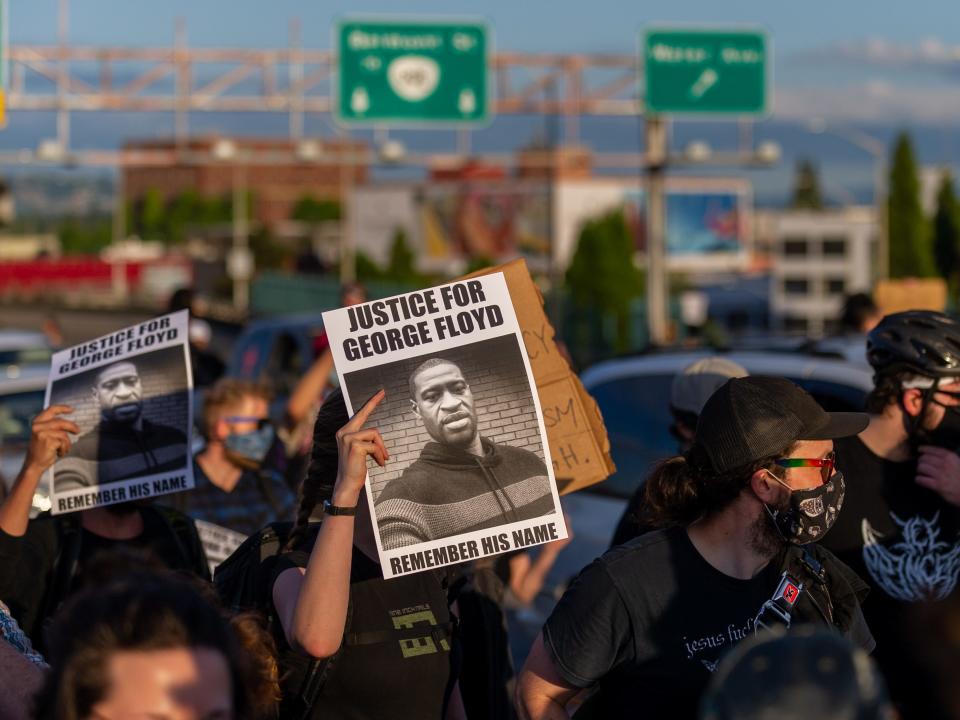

{"left": 291, "top": 195, "right": 341, "bottom": 223}
{"left": 58, "top": 217, "right": 113, "bottom": 255}
{"left": 565, "top": 209, "right": 643, "bottom": 354}
{"left": 464, "top": 256, "right": 496, "bottom": 274}
{"left": 888, "top": 132, "right": 935, "bottom": 277}
{"left": 126, "top": 188, "right": 242, "bottom": 243}
{"left": 139, "top": 188, "right": 166, "bottom": 240}
{"left": 354, "top": 251, "right": 383, "bottom": 283}
{"left": 250, "top": 228, "right": 291, "bottom": 271}
{"left": 933, "top": 171, "right": 960, "bottom": 286}
{"left": 790, "top": 158, "right": 824, "bottom": 210}
{"left": 384, "top": 228, "right": 421, "bottom": 285}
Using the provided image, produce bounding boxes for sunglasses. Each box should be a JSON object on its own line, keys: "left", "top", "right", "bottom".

{"left": 774, "top": 451, "right": 836, "bottom": 485}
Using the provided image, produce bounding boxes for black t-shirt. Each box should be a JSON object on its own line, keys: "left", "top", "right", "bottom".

{"left": 544, "top": 526, "right": 872, "bottom": 720}
{"left": 824, "top": 434, "right": 960, "bottom": 712}
{"left": 272, "top": 541, "right": 457, "bottom": 720}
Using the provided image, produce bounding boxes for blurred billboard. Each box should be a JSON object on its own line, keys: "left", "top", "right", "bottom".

{"left": 353, "top": 176, "right": 751, "bottom": 275}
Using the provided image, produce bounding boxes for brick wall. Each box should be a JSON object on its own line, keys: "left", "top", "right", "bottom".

{"left": 342, "top": 334, "right": 544, "bottom": 500}
{"left": 50, "top": 346, "right": 190, "bottom": 436}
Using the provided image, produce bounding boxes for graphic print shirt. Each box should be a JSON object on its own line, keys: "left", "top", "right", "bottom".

{"left": 543, "top": 527, "right": 867, "bottom": 719}
{"left": 825, "top": 434, "right": 960, "bottom": 712}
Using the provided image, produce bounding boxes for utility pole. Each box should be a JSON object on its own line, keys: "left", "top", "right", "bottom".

{"left": 645, "top": 115, "right": 669, "bottom": 346}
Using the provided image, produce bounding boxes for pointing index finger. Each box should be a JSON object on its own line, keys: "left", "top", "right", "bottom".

{"left": 347, "top": 389, "right": 386, "bottom": 430}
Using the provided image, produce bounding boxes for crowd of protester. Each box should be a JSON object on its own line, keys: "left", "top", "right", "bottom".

{"left": 3, "top": 286, "right": 960, "bottom": 719}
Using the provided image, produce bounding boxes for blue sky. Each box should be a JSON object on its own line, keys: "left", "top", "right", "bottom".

{"left": 10, "top": 0, "right": 960, "bottom": 204}
{"left": 13, "top": 0, "right": 960, "bottom": 124}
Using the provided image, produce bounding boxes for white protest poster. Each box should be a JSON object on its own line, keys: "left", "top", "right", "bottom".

{"left": 323, "top": 273, "right": 567, "bottom": 579}
{"left": 45, "top": 310, "right": 194, "bottom": 515}
{"left": 195, "top": 520, "right": 247, "bottom": 577}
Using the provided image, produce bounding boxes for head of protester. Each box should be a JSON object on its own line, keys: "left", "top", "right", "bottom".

{"left": 34, "top": 571, "right": 254, "bottom": 720}
{"left": 645, "top": 375, "right": 865, "bottom": 546}
{"left": 610, "top": 356, "right": 749, "bottom": 547}
{"left": 176, "top": 378, "right": 297, "bottom": 539}
{"left": 699, "top": 627, "right": 894, "bottom": 720}
{"left": 840, "top": 293, "right": 882, "bottom": 335}
{"left": 269, "top": 387, "right": 464, "bottom": 719}
{"left": 812, "top": 309, "right": 960, "bottom": 717}
{"left": 669, "top": 357, "right": 749, "bottom": 453}
{"left": 517, "top": 375, "right": 873, "bottom": 720}
{"left": 201, "top": 379, "right": 275, "bottom": 471}
{"left": 864, "top": 310, "right": 960, "bottom": 448}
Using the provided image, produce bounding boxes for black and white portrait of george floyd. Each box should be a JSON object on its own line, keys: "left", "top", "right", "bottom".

{"left": 45, "top": 311, "right": 195, "bottom": 514}
{"left": 344, "top": 336, "right": 556, "bottom": 551}
{"left": 323, "top": 273, "right": 567, "bottom": 578}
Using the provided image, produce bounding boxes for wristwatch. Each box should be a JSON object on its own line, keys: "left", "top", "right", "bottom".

{"left": 323, "top": 499, "right": 359, "bottom": 516}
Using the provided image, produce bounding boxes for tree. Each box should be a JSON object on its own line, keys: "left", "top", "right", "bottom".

{"left": 383, "top": 228, "right": 422, "bottom": 285}
{"left": 139, "top": 188, "right": 166, "bottom": 240}
{"left": 888, "top": 132, "right": 935, "bottom": 277}
{"left": 291, "top": 195, "right": 341, "bottom": 223}
{"left": 790, "top": 157, "right": 824, "bottom": 210}
{"left": 933, "top": 171, "right": 960, "bottom": 286}
{"left": 565, "top": 209, "right": 643, "bottom": 354}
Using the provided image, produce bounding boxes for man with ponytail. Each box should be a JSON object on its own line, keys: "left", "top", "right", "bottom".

{"left": 518, "top": 376, "right": 874, "bottom": 720}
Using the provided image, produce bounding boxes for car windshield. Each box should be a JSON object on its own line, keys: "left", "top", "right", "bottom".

{"left": 586, "top": 371, "right": 868, "bottom": 500}
{"left": 588, "top": 373, "right": 678, "bottom": 499}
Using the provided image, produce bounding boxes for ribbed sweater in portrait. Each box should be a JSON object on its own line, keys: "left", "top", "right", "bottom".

{"left": 375, "top": 438, "right": 554, "bottom": 550}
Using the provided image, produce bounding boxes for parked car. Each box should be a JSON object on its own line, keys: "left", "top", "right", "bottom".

{"left": 224, "top": 313, "right": 325, "bottom": 419}
{"left": 0, "top": 364, "right": 51, "bottom": 513}
{"left": 507, "top": 350, "right": 875, "bottom": 664}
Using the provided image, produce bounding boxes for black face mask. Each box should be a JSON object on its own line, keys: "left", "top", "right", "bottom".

{"left": 765, "top": 473, "right": 845, "bottom": 545}
{"left": 925, "top": 405, "right": 960, "bottom": 450}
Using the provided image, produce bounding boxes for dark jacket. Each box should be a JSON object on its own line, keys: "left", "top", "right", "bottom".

{"left": 375, "top": 437, "right": 554, "bottom": 550}
{"left": 0, "top": 505, "right": 208, "bottom": 646}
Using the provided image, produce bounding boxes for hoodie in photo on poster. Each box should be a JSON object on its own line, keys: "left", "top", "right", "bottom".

{"left": 322, "top": 272, "right": 567, "bottom": 578}
{"left": 44, "top": 310, "right": 195, "bottom": 515}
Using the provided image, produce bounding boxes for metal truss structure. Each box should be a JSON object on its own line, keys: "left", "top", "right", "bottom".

{"left": 6, "top": 41, "right": 641, "bottom": 150}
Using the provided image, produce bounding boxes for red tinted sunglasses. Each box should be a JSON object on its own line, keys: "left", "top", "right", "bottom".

{"left": 774, "top": 451, "right": 836, "bottom": 485}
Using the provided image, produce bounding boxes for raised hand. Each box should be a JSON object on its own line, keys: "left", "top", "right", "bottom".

{"left": 25, "top": 405, "right": 79, "bottom": 475}
{"left": 333, "top": 390, "right": 389, "bottom": 506}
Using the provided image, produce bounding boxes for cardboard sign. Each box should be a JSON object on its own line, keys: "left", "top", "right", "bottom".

{"left": 462, "top": 259, "right": 616, "bottom": 494}
{"left": 875, "top": 278, "right": 947, "bottom": 315}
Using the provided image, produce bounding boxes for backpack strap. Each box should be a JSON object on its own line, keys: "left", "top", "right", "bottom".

{"left": 754, "top": 546, "right": 835, "bottom": 635}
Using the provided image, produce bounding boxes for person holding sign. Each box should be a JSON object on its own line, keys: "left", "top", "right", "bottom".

{"left": 0, "top": 405, "right": 209, "bottom": 648}
{"left": 271, "top": 388, "right": 466, "bottom": 720}
{"left": 517, "top": 377, "right": 874, "bottom": 720}
{"left": 54, "top": 360, "right": 189, "bottom": 492}
{"left": 375, "top": 358, "right": 554, "bottom": 550}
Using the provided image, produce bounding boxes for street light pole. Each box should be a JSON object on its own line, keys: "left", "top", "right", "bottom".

{"left": 809, "top": 120, "right": 887, "bottom": 281}
{"left": 645, "top": 115, "right": 669, "bottom": 346}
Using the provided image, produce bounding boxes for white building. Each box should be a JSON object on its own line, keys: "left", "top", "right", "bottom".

{"left": 769, "top": 206, "right": 878, "bottom": 337}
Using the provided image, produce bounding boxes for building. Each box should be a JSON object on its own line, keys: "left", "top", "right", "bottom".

{"left": 121, "top": 136, "right": 369, "bottom": 228}
{"left": 768, "top": 206, "right": 878, "bottom": 337}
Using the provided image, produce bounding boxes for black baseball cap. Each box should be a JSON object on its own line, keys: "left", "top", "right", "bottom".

{"left": 689, "top": 376, "right": 868, "bottom": 474}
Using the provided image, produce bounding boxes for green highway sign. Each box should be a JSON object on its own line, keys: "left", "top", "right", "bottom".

{"left": 337, "top": 20, "right": 489, "bottom": 125}
{"left": 643, "top": 28, "right": 767, "bottom": 115}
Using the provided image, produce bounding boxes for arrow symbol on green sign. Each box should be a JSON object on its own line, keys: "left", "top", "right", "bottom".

{"left": 689, "top": 68, "right": 718, "bottom": 99}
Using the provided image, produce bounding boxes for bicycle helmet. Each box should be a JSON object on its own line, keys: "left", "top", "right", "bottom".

{"left": 866, "top": 311, "right": 960, "bottom": 378}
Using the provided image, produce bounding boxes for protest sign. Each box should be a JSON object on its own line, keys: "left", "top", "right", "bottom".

{"left": 323, "top": 273, "right": 567, "bottom": 578}
{"left": 195, "top": 520, "right": 247, "bottom": 577}
{"left": 463, "top": 259, "right": 616, "bottom": 494}
{"left": 46, "top": 310, "right": 194, "bottom": 515}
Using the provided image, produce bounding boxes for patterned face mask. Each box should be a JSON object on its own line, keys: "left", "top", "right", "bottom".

{"left": 765, "top": 473, "right": 845, "bottom": 545}
{"left": 224, "top": 424, "right": 275, "bottom": 469}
